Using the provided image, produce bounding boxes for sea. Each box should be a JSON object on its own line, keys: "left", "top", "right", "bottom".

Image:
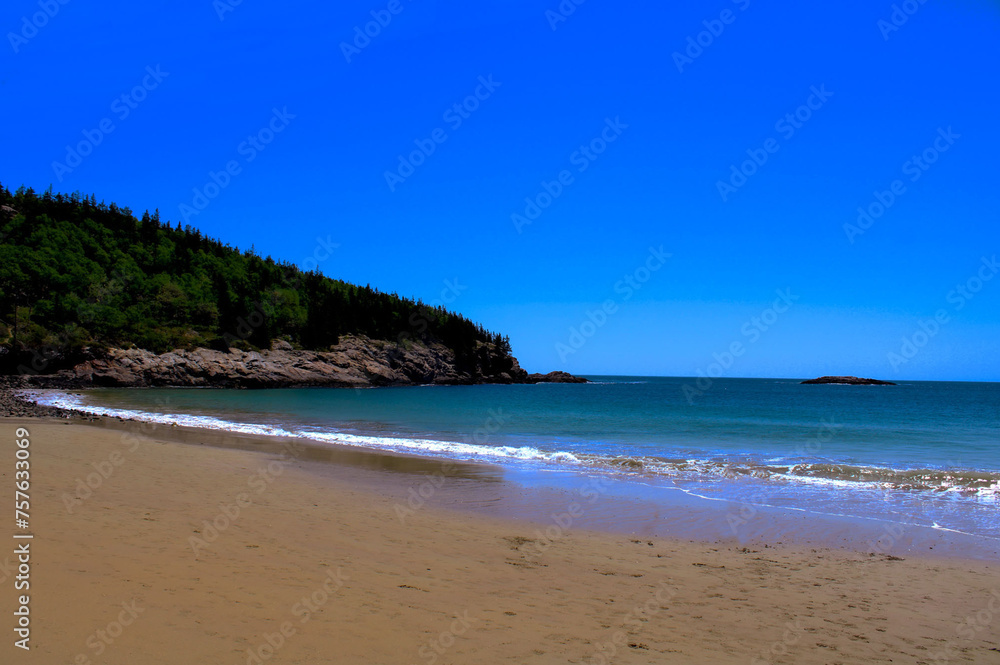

{"left": 26, "top": 377, "right": 1000, "bottom": 558}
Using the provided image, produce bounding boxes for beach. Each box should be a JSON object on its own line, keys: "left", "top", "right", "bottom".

{"left": 2, "top": 417, "right": 997, "bottom": 664}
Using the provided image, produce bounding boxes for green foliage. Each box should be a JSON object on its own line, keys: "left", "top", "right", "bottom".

{"left": 0, "top": 184, "right": 509, "bottom": 374}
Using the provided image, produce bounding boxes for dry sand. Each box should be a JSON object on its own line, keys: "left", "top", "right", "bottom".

{"left": 1, "top": 418, "right": 997, "bottom": 664}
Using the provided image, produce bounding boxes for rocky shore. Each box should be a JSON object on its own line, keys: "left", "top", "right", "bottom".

{"left": 0, "top": 378, "right": 76, "bottom": 418}
{"left": 6, "top": 335, "right": 587, "bottom": 389}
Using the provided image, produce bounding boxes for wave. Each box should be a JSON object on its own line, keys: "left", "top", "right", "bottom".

{"left": 21, "top": 390, "right": 583, "bottom": 465}
{"left": 596, "top": 456, "right": 1000, "bottom": 499}
{"left": 21, "top": 390, "right": 999, "bottom": 500}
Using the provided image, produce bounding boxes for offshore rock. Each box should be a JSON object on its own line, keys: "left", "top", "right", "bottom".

{"left": 801, "top": 376, "right": 896, "bottom": 386}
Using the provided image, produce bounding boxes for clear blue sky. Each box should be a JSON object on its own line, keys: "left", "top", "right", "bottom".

{"left": 3, "top": 0, "right": 998, "bottom": 380}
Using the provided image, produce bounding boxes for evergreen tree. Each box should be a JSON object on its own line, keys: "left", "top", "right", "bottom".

{"left": 0, "top": 184, "right": 511, "bottom": 368}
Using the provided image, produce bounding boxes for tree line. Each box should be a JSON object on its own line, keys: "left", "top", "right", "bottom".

{"left": 0, "top": 184, "right": 513, "bottom": 375}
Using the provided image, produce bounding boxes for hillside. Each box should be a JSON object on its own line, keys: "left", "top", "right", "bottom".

{"left": 0, "top": 184, "right": 560, "bottom": 386}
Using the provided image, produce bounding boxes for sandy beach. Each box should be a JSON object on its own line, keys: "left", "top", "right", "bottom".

{"left": 2, "top": 417, "right": 998, "bottom": 664}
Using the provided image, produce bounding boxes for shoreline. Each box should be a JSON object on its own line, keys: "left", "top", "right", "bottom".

{"left": 12, "top": 408, "right": 1000, "bottom": 563}
{"left": 10, "top": 386, "right": 1000, "bottom": 561}
{"left": 2, "top": 416, "right": 998, "bottom": 664}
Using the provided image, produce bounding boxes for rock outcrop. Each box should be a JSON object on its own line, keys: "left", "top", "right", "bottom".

{"left": 801, "top": 376, "right": 896, "bottom": 385}
{"left": 12, "top": 336, "right": 586, "bottom": 388}
{"left": 526, "top": 371, "right": 589, "bottom": 384}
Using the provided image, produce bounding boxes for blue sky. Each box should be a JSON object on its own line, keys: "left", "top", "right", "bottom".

{"left": 3, "top": 0, "right": 998, "bottom": 380}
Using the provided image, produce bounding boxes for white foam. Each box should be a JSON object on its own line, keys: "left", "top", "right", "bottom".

{"left": 21, "top": 390, "right": 583, "bottom": 466}
{"left": 18, "top": 389, "right": 997, "bottom": 504}
{"left": 301, "top": 430, "right": 581, "bottom": 463}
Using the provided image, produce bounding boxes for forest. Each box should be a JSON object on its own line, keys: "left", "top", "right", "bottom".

{"left": 0, "top": 184, "right": 512, "bottom": 374}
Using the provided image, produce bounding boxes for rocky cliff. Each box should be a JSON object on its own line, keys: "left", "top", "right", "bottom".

{"left": 13, "top": 336, "right": 584, "bottom": 388}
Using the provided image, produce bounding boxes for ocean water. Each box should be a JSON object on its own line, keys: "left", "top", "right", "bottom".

{"left": 26, "top": 377, "right": 1000, "bottom": 550}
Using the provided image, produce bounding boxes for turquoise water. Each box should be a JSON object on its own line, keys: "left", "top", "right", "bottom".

{"left": 30, "top": 377, "right": 1000, "bottom": 548}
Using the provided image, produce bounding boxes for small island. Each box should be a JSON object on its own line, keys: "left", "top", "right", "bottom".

{"left": 527, "top": 371, "right": 589, "bottom": 384}
{"left": 801, "top": 376, "right": 896, "bottom": 385}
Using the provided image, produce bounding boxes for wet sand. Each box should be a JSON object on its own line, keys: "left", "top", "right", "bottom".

{"left": 1, "top": 418, "right": 998, "bottom": 664}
